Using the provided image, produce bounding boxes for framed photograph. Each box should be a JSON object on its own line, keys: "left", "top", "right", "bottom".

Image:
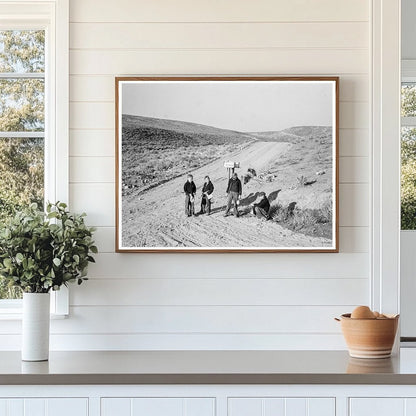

{"left": 115, "top": 77, "right": 339, "bottom": 253}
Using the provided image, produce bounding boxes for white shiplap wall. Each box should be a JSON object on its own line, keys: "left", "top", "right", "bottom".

{"left": 14, "top": 0, "right": 372, "bottom": 350}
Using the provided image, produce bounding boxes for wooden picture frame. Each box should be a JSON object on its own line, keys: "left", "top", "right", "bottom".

{"left": 115, "top": 76, "right": 339, "bottom": 253}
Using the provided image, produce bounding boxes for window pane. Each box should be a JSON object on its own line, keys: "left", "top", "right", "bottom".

{"left": 0, "top": 78, "right": 44, "bottom": 132}
{"left": 0, "top": 137, "right": 44, "bottom": 216}
{"left": 0, "top": 30, "right": 45, "bottom": 301}
{"left": 0, "top": 30, "right": 45, "bottom": 73}
{"left": 0, "top": 137, "right": 44, "bottom": 300}
{"left": 401, "top": 127, "right": 416, "bottom": 230}
{"left": 402, "top": 83, "right": 416, "bottom": 117}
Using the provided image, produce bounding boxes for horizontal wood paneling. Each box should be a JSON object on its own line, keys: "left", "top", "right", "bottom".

{"left": 70, "top": 49, "right": 368, "bottom": 75}
{"left": 0, "top": 306, "right": 354, "bottom": 335}
{"left": 90, "top": 227, "right": 115, "bottom": 253}
{"left": 69, "top": 74, "right": 369, "bottom": 103}
{"left": 69, "top": 0, "right": 369, "bottom": 23}
{"left": 339, "top": 129, "right": 369, "bottom": 157}
{"left": 70, "top": 278, "right": 368, "bottom": 306}
{"left": 69, "top": 130, "right": 115, "bottom": 157}
{"left": 86, "top": 252, "right": 369, "bottom": 279}
{"left": 0, "top": 333, "right": 347, "bottom": 350}
{"left": 91, "top": 225, "right": 369, "bottom": 254}
{"left": 70, "top": 22, "right": 368, "bottom": 50}
{"left": 339, "top": 184, "right": 369, "bottom": 227}
{"left": 339, "top": 102, "right": 369, "bottom": 129}
{"left": 69, "top": 183, "right": 114, "bottom": 226}
{"left": 50, "top": 305, "right": 352, "bottom": 334}
{"left": 69, "top": 76, "right": 115, "bottom": 102}
{"left": 70, "top": 102, "right": 113, "bottom": 129}
{"left": 339, "top": 157, "right": 369, "bottom": 183}
{"left": 339, "top": 226, "right": 369, "bottom": 252}
{"left": 70, "top": 157, "right": 114, "bottom": 183}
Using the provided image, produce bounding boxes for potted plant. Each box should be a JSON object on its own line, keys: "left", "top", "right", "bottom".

{"left": 0, "top": 202, "right": 97, "bottom": 361}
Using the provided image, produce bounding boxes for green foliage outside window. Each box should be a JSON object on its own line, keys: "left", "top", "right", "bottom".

{"left": 0, "top": 30, "right": 45, "bottom": 298}
{"left": 401, "top": 83, "right": 416, "bottom": 230}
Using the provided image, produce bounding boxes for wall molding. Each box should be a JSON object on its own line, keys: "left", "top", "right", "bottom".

{"left": 370, "top": 0, "right": 401, "bottom": 315}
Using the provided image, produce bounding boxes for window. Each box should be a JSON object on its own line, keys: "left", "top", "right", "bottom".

{"left": 401, "top": 69, "right": 416, "bottom": 230}
{"left": 0, "top": 30, "right": 45, "bottom": 300}
{"left": 0, "top": 0, "right": 69, "bottom": 314}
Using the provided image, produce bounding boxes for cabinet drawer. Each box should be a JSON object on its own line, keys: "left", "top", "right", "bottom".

{"left": 228, "top": 397, "right": 335, "bottom": 416}
{"left": 350, "top": 398, "right": 416, "bottom": 416}
{"left": 101, "top": 397, "right": 215, "bottom": 416}
{"left": 0, "top": 398, "right": 88, "bottom": 416}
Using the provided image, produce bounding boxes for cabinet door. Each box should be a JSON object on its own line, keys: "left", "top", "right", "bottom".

{"left": 0, "top": 398, "right": 88, "bottom": 416}
{"left": 350, "top": 398, "right": 416, "bottom": 416}
{"left": 228, "top": 397, "right": 335, "bottom": 416}
{"left": 101, "top": 398, "right": 215, "bottom": 416}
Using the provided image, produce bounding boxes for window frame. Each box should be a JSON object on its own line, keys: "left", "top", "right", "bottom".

{"left": 0, "top": 0, "right": 69, "bottom": 317}
{"left": 401, "top": 60, "right": 416, "bottom": 231}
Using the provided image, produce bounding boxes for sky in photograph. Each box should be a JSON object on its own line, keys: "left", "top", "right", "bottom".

{"left": 122, "top": 80, "right": 335, "bottom": 132}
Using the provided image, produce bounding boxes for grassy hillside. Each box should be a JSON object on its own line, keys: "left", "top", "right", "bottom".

{"left": 122, "top": 114, "right": 255, "bottom": 140}
{"left": 245, "top": 126, "right": 334, "bottom": 239}
{"left": 121, "top": 115, "right": 255, "bottom": 195}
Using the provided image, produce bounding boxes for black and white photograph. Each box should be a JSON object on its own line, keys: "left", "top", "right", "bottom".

{"left": 116, "top": 77, "right": 338, "bottom": 252}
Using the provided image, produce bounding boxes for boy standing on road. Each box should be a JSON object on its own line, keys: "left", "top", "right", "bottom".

{"left": 184, "top": 174, "right": 196, "bottom": 217}
{"left": 199, "top": 175, "right": 214, "bottom": 215}
{"left": 224, "top": 172, "right": 242, "bottom": 217}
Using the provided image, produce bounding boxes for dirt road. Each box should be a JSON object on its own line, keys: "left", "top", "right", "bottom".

{"left": 121, "top": 141, "right": 332, "bottom": 249}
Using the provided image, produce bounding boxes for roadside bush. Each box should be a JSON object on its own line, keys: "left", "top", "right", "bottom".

{"left": 269, "top": 200, "right": 332, "bottom": 239}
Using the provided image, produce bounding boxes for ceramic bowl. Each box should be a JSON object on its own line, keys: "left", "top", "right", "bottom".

{"left": 336, "top": 313, "right": 399, "bottom": 359}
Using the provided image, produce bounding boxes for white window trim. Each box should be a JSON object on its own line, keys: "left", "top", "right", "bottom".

{"left": 0, "top": 0, "right": 69, "bottom": 317}
{"left": 371, "top": 0, "right": 401, "bottom": 326}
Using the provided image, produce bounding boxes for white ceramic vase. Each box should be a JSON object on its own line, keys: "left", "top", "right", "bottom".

{"left": 22, "top": 292, "right": 50, "bottom": 361}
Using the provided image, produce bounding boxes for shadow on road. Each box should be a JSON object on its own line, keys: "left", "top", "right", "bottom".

{"left": 210, "top": 205, "right": 227, "bottom": 215}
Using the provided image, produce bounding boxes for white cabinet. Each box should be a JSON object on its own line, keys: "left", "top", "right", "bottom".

{"left": 228, "top": 397, "right": 335, "bottom": 416}
{"left": 0, "top": 398, "right": 88, "bottom": 416}
{"left": 350, "top": 398, "right": 416, "bottom": 416}
{"left": 101, "top": 397, "right": 215, "bottom": 416}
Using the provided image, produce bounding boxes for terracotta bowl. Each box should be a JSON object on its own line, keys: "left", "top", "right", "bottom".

{"left": 347, "top": 357, "right": 394, "bottom": 373}
{"left": 336, "top": 313, "right": 399, "bottom": 359}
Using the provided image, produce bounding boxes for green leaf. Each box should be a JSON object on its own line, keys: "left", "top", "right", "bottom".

{"left": 0, "top": 197, "right": 95, "bottom": 294}
{"left": 64, "top": 219, "right": 74, "bottom": 227}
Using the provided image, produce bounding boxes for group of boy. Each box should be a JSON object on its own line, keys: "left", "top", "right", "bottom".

{"left": 184, "top": 173, "right": 270, "bottom": 220}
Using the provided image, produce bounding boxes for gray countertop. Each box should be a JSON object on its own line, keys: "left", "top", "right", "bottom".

{"left": 1, "top": 349, "right": 416, "bottom": 385}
